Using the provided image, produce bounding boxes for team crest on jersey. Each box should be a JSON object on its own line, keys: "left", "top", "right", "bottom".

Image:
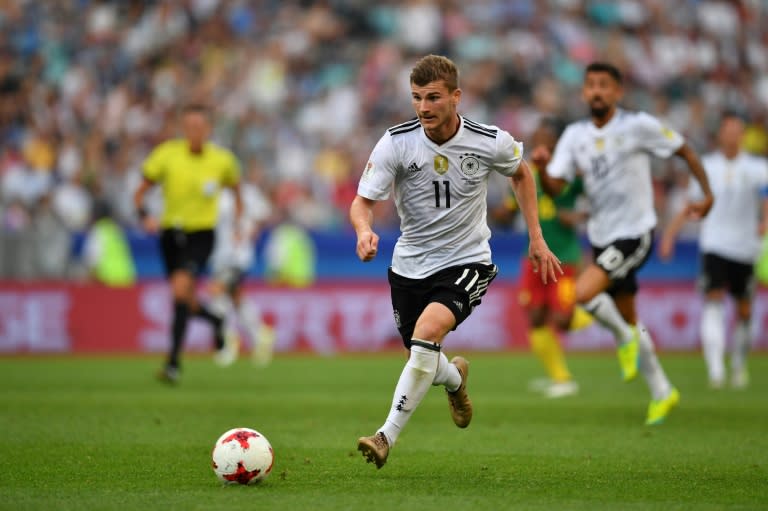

{"left": 433, "top": 155, "right": 449, "bottom": 175}
{"left": 594, "top": 137, "right": 605, "bottom": 151}
{"left": 459, "top": 152, "right": 481, "bottom": 176}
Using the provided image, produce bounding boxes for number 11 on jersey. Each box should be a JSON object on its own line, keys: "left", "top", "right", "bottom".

{"left": 433, "top": 180, "right": 451, "bottom": 208}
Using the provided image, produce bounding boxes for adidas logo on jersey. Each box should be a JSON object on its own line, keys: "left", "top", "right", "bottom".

{"left": 407, "top": 162, "right": 422, "bottom": 173}
{"left": 453, "top": 300, "right": 464, "bottom": 312}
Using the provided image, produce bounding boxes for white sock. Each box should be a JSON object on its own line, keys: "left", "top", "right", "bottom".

{"left": 237, "top": 299, "right": 263, "bottom": 344}
{"left": 731, "top": 319, "right": 751, "bottom": 373}
{"left": 210, "top": 294, "right": 238, "bottom": 344}
{"left": 584, "top": 293, "right": 634, "bottom": 345}
{"left": 701, "top": 301, "right": 726, "bottom": 383}
{"left": 432, "top": 351, "right": 462, "bottom": 392}
{"left": 378, "top": 341, "right": 439, "bottom": 447}
{"left": 637, "top": 322, "right": 672, "bottom": 400}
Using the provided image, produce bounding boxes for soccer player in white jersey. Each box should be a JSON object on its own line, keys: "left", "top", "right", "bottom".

{"left": 660, "top": 112, "right": 768, "bottom": 389}
{"left": 208, "top": 169, "right": 276, "bottom": 367}
{"left": 538, "top": 62, "right": 715, "bottom": 425}
{"left": 350, "top": 54, "right": 561, "bottom": 469}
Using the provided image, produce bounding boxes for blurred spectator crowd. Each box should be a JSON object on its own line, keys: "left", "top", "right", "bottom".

{"left": 1, "top": 0, "right": 767, "bottom": 279}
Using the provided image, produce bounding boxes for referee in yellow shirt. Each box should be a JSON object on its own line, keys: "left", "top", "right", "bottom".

{"left": 134, "top": 104, "right": 242, "bottom": 383}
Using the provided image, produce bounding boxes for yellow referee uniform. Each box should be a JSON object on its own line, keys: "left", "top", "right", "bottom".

{"left": 142, "top": 139, "right": 240, "bottom": 231}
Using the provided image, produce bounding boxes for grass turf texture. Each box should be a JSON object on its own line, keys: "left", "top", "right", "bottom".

{"left": 0, "top": 354, "right": 766, "bottom": 511}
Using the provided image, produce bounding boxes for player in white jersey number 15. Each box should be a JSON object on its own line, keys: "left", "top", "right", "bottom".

{"left": 538, "top": 62, "right": 715, "bottom": 425}
{"left": 350, "top": 54, "right": 561, "bottom": 469}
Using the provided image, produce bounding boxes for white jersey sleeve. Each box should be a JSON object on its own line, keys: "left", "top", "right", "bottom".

{"left": 357, "top": 132, "right": 401, "bottom": 201}
{"left": 632, "top": 112, "right": 684, "bottom": 158}
{"left": 546, "top": 124, "right": 580, "bottom": 182}
{"left": 492, "top": 130, "right": 524, "bottom": 176}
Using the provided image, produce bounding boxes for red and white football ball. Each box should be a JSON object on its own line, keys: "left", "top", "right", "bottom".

{"left": 212, "top": 427, "right": 274, "bottom": 485}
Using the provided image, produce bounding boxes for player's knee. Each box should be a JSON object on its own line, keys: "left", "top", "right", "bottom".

{"left": 736, "top": 301, "right": 752, "bottom": 321}
{"left": 551, "top": 313, "right": 571, "bottom": 332}
{"left": 170, "top": 274, "right": 195, "bottom": 301}
{"left": 574, "top": 283, "right": 599, "bottom": 305}
{"left": 528, "top": 308, "right": 547, "bottom": 328}
{"left": 412, "top": 319, "right": 450, "bottom": 344}
{"left": 705, "top": 289, "right": 726, "bottom": 301}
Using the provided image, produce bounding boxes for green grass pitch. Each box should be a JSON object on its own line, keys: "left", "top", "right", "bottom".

{"left": 0, "top": 353, "right": 766, "bottom": 510}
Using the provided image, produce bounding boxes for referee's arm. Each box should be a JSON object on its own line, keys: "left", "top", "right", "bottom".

{"left": 134, "top": 177, "right": 158, "bottom": 232}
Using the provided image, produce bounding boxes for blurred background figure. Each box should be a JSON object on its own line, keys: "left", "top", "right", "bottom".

{"left": 502, "top": 118, "right": 588, "bottom": 399}
{"left": 134, "top": 104, "right": 242, "bottom": 383}
{"left": 81, "top": 200, "right": 136, "bottom": 287}
{"left": 660, "top": 113, "right": 768, "bottom": 389}
{"left": 208, "top": 164, "right": 276, "bottom": 367}
{"left": 263, "top": 215, "right": 317, "bottom": 288}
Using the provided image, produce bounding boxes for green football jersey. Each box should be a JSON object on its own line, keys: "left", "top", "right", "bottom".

{"left": 507, "top": 169, "right": 584, "bottom": 264}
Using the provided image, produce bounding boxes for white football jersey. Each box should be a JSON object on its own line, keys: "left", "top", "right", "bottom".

{"left": 548, "top": 109, "right": 684, "bottom": 246}
{"left": 688, "top": 151, "right": 768, "bottom": 264}
{"left": 211, "top": 184, "right": 271, "bottom": 272}
{"left": 357, "top": 116, "right": 523, "bottom": 279}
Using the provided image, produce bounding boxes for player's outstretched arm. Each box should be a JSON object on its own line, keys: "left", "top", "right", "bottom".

{"left": 676, "top": 143, "right": 714, "bottom": 219}
{"left": 510, "top": 160, "right": 563, "bottom": 284}
{"left": 658, "top": 208, "right": 689, "bottom": 261}
{"left": 349, "top": 194, "right": 380, "bottom": 262}
{"left": 531, "top": 145, "right": 568, "bottom": 198}
{"left": 556, "top": 208, "right": 588, "bottom": 228}
{"left": 133, "top": 177, "right": 159, "bottom": 233}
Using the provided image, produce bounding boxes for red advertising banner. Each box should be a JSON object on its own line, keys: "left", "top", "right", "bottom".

{"left": 0, "top": 281, "right": 766, "bottom": 353}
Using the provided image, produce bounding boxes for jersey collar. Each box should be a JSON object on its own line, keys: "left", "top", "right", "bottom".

{"left": 420, "top": 114, "right": 464, "bottom": 148}
{"left": 589, "top": 108, "right": 623, "bottom": 133}
{"left": 718, "top": 150, "right": 744, "bottom": 163}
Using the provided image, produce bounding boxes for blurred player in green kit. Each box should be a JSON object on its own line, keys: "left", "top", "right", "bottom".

{"left": 504, "top": 118, "right": 591, "bottom": 398}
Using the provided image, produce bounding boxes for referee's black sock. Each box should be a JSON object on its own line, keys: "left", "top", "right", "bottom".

{"left": 196, "top": 304, "right": 225, "bottom": 351}
{"left": 169, "top": 301, "right": 190, "bottom": 369}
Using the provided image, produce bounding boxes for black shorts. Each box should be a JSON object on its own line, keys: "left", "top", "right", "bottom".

{"left": 388, "top": 263, "right": 498, "bottom": 348}
{"left": 592, "top": 231, "right": 653, "bottom": 296}
{"left": 699, "top": 252, "right": 755, "bottom": 300}
{"left": 159, "top": 229, "right": 215, "bottom": 278}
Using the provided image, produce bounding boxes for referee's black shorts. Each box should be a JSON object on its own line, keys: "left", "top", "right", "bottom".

{"left": 388, "top": 263, "right": 498, "bottom": 348}
{"left": 159, "top": 228, "right": 215, "bottom": 278}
